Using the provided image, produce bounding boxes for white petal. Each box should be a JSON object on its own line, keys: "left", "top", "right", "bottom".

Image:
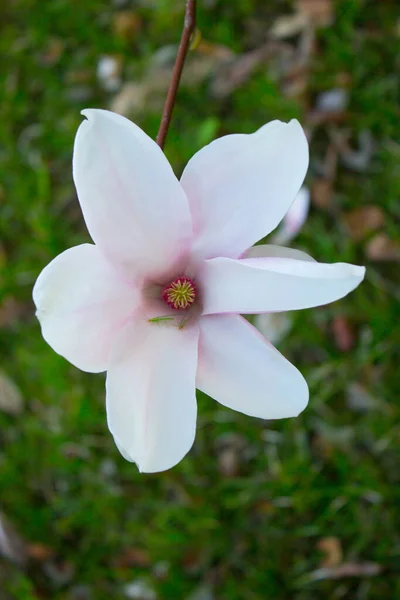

{"left": 247, "top": 246, "right": 305, "bottom": 344}
{"left": 201, "top": 254, "right": 366, "bottom": 315}
{"left": 33, "top": 244, "right": 138, "bottom": 373}
{"left": 181, "top": 119, "right": 308, "bottom": 261}
{"left": 272, "top": 186, "right": 310, "bottom": 245}
{"left": 106, "top": 318, "right": 199, "bottom": 473}
{"left": 73, "top": 109, "right": 193, "bottom": 279}
{"left": 197, "top": 315, "right": 308, "bottom": 419}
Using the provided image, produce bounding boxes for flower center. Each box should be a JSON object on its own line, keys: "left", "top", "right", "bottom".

{"left": 161, "top": 276, "right": 196, "bottom": 310}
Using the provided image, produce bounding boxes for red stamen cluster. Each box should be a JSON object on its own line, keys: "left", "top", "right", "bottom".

{"left": 162, "top": 276, "right": 196, "bottom": 310}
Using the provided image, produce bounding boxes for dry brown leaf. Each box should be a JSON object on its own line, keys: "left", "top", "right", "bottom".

{"left": 307, "top": 108, "right": 348, "bottom": 127}
{"left": 316, "top": 88, "right": 349, "bottom": 114}
{"left": 311, "top": 178, "right": 333, "bottom": 209}
{"left": 338, "top": 130, "right": 374, "bottom": 172}
{"left": 217, "top": 447, "right": 240, "bottom": 477}
{"left": 270, "top": 13, "right": 309, "bottom": 39}
{"left": 282, "top": 65, "right": 310, "bottom": 99}
{"left": 28, "top": 542, "right": 55, "bottom": 561}
{"left": 186, "top": 584, "right": 214, "bottom": 600}
{"left": 366, "top": 233, "right": 400, "bottom": 262}
{"left": 124, "top": 579, "right": 156, "bottom": 600}
{"left": 114, "top": 547, "right": 152, "bottom": 568}
{"left": 347, "top": 382, "right": 381, "bottom": 413}
{"left": 332, "top": 316, "right": 355, "bottom": 353}
{"left": 0, "top": 247, "right": 5, "bottom": 272}
{"left": 43, "top": 559, "right": 75, "bottom": 586}
{"left": 210, "top": 46, "right": 269, "bottom": 99}
{"left": 197, "top": 40, "right": 234, "bottom": 60}
{"left": 0, "top": 296, "right": 26, "bottom": 327}
{"left": 317, "top": 537, "right": 343, "bottom": 568}
{"left": 344, "top": 206, "right": 385, "bottom": 241}
{"left": 97, "top": 55, "right": 122, "bottom": 92}
{"left": 254, "top": 500, "right": 275, "bottom": 516}
{"left": 0, "top": 371, "right": 24, "bottom": 415}
{"left": 216, "top": 433, "right": 246, "bottom": 477}
{"left": 111, "top": 44, "right": 233, "bottom": 117}
{"left": 111, "top": 83, "right": 149, "bottom": 116}
{"left": 0, "top": 512, "right": 28, "bottom": 566}
{"left": 296, "top": 0, "right": 334, "bottom": 27}
{"left": 309, "top": 561, "right": 382, "bottom": 581}
{"left": 113, "top": 11, "right": 142, "bottom": 40}
{"left": 182, "top": 547, "right": 205, "bottom": 573}
{"left": 40, "top": 37, "right": 65, "bottom": 67}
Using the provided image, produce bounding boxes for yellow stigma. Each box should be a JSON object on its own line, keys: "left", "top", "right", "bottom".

{"left": 162, "top": 276, "right": 196, "bottom": 310}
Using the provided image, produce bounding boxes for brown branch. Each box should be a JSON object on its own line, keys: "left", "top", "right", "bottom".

{"left": 156, "top": 0, "right": 197, "bottom": 150}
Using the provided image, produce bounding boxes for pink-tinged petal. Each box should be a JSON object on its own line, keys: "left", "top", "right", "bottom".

{"left": 201, "top": 253, "right": 365, "bottom": 315}
{"left": 197, "top": 315, "right": 308, "bottom": 419}
{"left": 33, "top": 244, "right": 138, "bottom": 373}
{"left": 106, "top": 318, "right": 199, "bottom": 473}
{"left": 73, "top": 109, "right": 192, "bottom": 279}
{"left": 272, "top": 186, "right": 310, "bottom": 245}
{"left": 181, "top": 119, "right": 308, "bottom": 261}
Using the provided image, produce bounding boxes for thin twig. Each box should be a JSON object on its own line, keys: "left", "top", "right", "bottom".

{"left": 156, "top": 0, "right": 197, "bottom": 150}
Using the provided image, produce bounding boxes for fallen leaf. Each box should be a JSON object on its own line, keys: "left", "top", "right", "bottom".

{"left": 197, "top": 40, "right": 233, "bottom": 60}
{"left": 317, "top": 537, "right": 342, "bottom": 568}
{"left": 210, "top": 38, "right": 311, "bottom": 100}
{"left": 124, "top": 578, "right": 156, "bottom": 599}
{"left": 186, "top": 584, "right": 214, "bottom": 600}
{"left": 311, "top": 178, "right": 333, "bottom": 209}
{"left": 113, "top": 11, "right": 142, "bottom": 41}
{"left": 344, "top": 206, "right": 385, "bottom": 241}
{"left": 114, "top": 547, "right": 152, "bottom": 569}
{"left": 28, "top": 542, "right": 55, "bottom": 561}
{"left": 308, "top": 561, "right": 382, "bottom": 581}
{"left": 332, "top": 316, "right": 355, "bottom": 353}
{"left": 97, "top": 55, "right": 122, "bottom": 92}
{"left": 182, "top": 547, "right": 206, "bottom": 573}
{"left": 67, "top": 585, "right": 93, "bottom": 600}
{"left": 270, "top": 13, "right": 309, "bottom": 39}
{"left": 347, "top": 382, "right": 381, "bottom": 413}
{"left": 307, "top": 108, "right": 348, "bottom": 127}
{"left": 296, "top": 0, "right": 334, "bottom": 27}
{"left": 210, "top": 45, "right": 269, "bottom": 99}
{"left": 281, "top": 64, "right": 310, "bottom": 98}
{"left": 0, "top": 371, "right": 24, "bottom": 415}
{"left": 111, "top": 44, "right": 233, "bottom": 117}
{"left": 43, "top": 559, "right": 75, "bottom": 587}
{"left": 316, "top": 88, "right": 349, "bottom": 114}
{"left": 0, "top": 296, "right": 26, "bottom": 327}
{"left": 215, "top": 433, "right": 246, "bottom": 477}
{"left": 111, "top": 82, "right": 149, "bottom": 116}
{"left": 152, "top": 560, "right": 170, "bottom": 580}
{"left": 366, "top": 233, "right": 400, "bottom": 262}
{"left": 40, "top": 37, "right": 65, "bottom": 67}
{"left": 338, "top": 130, "right": 374, "bottom": 172}
{"left": 0, "top": 512, "right": 28, "bottom": 566}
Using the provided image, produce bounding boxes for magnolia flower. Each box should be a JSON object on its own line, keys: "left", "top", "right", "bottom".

{"left": 33, "top": 110, "right": 365, "bottom": 472}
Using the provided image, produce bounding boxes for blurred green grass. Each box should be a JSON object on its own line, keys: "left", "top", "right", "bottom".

{"left": 0, "top": 0, "right": 400, "bottom": 598}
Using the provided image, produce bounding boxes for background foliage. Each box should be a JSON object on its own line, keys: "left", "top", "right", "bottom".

{"left": 0, "top": 0, "right": 399, "bottom": 598}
